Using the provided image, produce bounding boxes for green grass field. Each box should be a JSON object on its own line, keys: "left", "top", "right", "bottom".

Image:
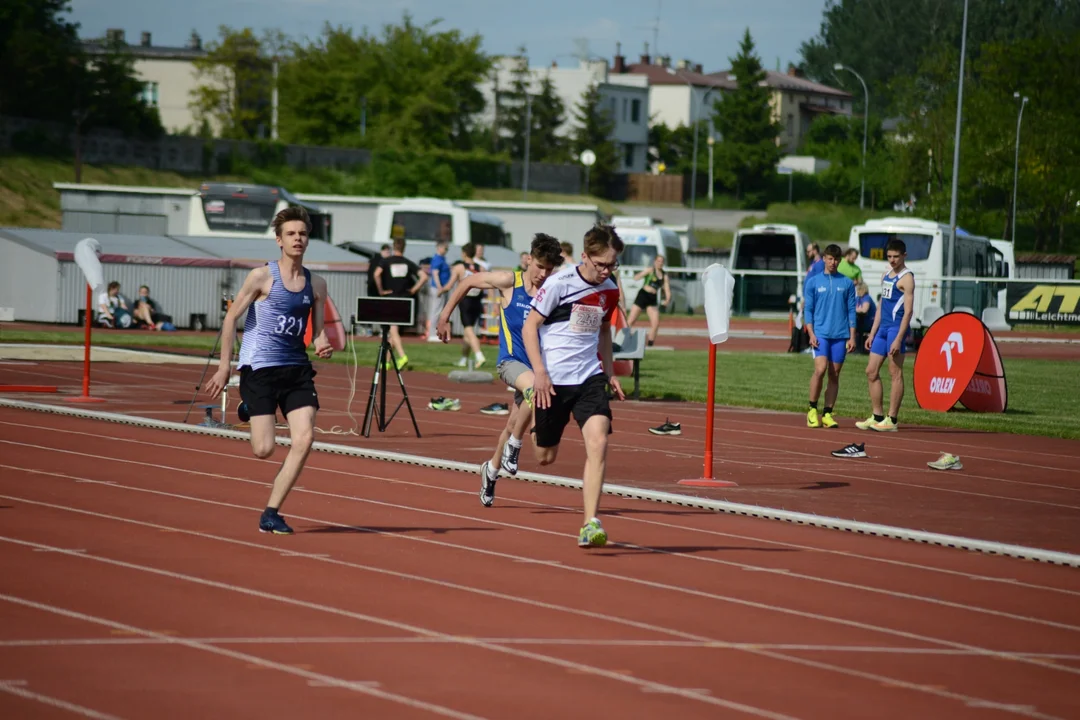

{"left": 4, "top": 328, "right": 1077, "bottom": 440}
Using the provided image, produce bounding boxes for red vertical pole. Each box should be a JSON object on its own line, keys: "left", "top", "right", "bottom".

{"left": 703, "top": 342, "right": 717, "bottom": 479}
{"left": 81, "top": 283, "right": 92, "bottom": 397}
{"left": 65, "top": 283, "right": 106, "bottom": 403}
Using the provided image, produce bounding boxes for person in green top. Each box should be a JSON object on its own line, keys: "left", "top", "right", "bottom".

{"left": 838, "top": 247, "right": 862, "bottom": 285}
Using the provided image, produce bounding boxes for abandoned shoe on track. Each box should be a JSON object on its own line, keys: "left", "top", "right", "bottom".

{"left": 831, "top": 442, "right": 867, "bottom": 459}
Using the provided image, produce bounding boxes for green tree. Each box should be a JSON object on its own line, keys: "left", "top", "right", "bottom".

{"left": 190, "top": 27, "right": 273, "bottom": 140}
{"left": 81, "top": 39, "right": 163, "bottom": 138}
{"left": 277, "top": 13, "right": 490, "bottom": 151}
{"left": 532, "top": 72, "right": 568, "bottom": 162}
{"left": 711, "top": 29, "right": 782, "bottom": 205}
{"left": 800, "top": 0, "right": 1080, "bottom": 113}
{"left": 497, "top": 47, "right": 532, "bottom": 159}
{"left": 648, "top": 120, "right": 708, "bottom": 175}
{"left": 569, "top": 84, "right": 618, "bottom": 196}
{"left": 0, "top": 0, "right": 82, "bottom": 124}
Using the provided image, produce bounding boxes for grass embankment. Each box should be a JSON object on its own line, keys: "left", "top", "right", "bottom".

{"left": 0, "top": 155, "right": 248, "bottom": 229}
{"left": 5, "top": 327, "right": 1077, "bottom": 440}
{"left": 0, "top": 154, "right": 623, "bottom": 229}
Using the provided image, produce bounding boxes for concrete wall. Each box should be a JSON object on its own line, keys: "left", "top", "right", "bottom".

{"left": 0, "top": 238, "right": 59, "bottom": 322}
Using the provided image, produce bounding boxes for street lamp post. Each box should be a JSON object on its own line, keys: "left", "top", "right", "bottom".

{"left": 523, "top": 93, "right": 532, "bottom": 201}
{"left": 707, "top": 135, "right": 715, "bottom": 203}
{"left": 946, "top": 0, "right": 970, "bottom": 312}
{"left": 1011, "top": 92, "right": 1029, "bottom": 246}
{"left": 834, "top": 63, "right": 868, "bottom": 210}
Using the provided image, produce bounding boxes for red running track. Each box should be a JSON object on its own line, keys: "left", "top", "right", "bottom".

{"left": 2, "top": 406, "right": 1080, "bottom": 719}
{"left": 4, "top": 359, "right": 1080, "bottom": 555}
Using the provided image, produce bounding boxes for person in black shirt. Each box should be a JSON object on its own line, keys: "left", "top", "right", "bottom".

{"left": 373, "top": 237, "right": 427, "bottom": 370}
{"left": 362, "top": 244, "right": 391, "bottom": 336}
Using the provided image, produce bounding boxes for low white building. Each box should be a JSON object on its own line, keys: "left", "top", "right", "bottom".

{"left": 475, "top": 53, "right": 650, "bottom": 174}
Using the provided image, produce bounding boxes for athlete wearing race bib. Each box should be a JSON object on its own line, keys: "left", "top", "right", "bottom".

{"left": 856, "top": 238, "right": 915, "bottom": 433}
{"left": 203, "top": 206, "right": 334, "bottom": 535}
{"left": 436, "top": 234, "right": 564, "bottom": 507}
{"left": 523, "top": 224, "right": 626, "bottom": 549}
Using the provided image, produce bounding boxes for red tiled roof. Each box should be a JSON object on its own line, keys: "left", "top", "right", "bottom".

{"left": 622, "top": 63, "right": 736, "bottom": 89}
{"left": 708, "top": 70, "right": 851, "bottom": 98}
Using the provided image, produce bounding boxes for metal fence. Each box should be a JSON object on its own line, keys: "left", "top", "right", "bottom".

{"left": 60, "top": 260, "right": 231, "bottom": 328}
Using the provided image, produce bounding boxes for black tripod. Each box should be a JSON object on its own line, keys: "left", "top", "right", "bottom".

{"left": 184, "top": 295, "right": 235, "bottom": 426}
{"left": 362, "top": 324, "right": 421, "bottom": 438}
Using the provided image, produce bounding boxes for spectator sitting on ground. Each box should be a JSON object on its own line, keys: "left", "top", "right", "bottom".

{"left": 97, "top": 281, "right": 133, "bottom": 329}
{"left": 133, "top": 284, "right": 175, "bottom": 331}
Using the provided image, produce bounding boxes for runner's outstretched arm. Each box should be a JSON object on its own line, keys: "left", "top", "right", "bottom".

{"left": 203, "top": 267, "right": 267, "bottom": 397}
{"left": 436, "top": 270, "right": 514, "bottom": 342}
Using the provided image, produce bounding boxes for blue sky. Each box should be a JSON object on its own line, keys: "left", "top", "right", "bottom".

{"left": 68, "top": 0, "right": 829, "bottom": 74}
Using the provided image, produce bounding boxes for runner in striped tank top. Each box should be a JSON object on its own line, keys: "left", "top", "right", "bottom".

{"left": 435, "top": 234, "right": 564, "bottom": 507}
{"left": 856, "top": 237, "right": 915, "bottom": 434}
{"left": 203, "top": 206, "right": 334, "bottom": 535}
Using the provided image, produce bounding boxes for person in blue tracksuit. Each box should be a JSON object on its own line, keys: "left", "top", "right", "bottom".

{"left": 803, "top": 244, "right": 856, "bottom": 428}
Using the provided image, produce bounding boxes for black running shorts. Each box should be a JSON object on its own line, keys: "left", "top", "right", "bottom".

{"left": 533, "top": 373, "right": 612, "bottom": 448}
{"left": 459, "top": 296, "right": 484, "bottom": 328}
{"left": 239, "top": 363, "right": 319, "bottom": 418}
{"left": 633, "top": 288, "right": 658, "bottom": 309}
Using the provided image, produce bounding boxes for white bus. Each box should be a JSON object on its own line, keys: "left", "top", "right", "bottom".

{"left": 728, "top": 224, "right": 813, "bottom": 313}
{"left": 371, "top": 198, "right": 510, "bottom": 250}
{"left": 187, "top": 183, "right": 332, "bottom": 241}
{"left": 847, "top": 217, "right": 1011, "bottom": 327}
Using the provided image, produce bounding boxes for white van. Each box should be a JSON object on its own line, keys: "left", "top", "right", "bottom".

{"left": 611, "top": 216, "right": 688, "bottom": 312}
{"left": 372, "top": 197, "right": 510, "bottom": 250}
{"left": 728, "top": 223, "right": 812, "bottom": 313}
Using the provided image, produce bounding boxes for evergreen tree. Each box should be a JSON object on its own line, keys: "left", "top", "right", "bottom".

{"left": 532, "top": 72, "right": 568, "bottom": 162}
{"left": 570, "top": 83, "right": 618, "bottom": 196}
{"left": 497, "top": 46, "right": 532, "bottom": 159}
{"left": 712, "top": 29, "right": 782, "bottom": 205}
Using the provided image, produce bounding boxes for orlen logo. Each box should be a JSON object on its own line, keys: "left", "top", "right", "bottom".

{"left": 939, "top": 331, "right": 965, "bottom": 371}
{"left": 927, "top": 332, "right": 967, "bottom": 394}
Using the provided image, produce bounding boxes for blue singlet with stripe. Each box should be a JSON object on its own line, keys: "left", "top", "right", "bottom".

{"left": 878, "top": 267, "right": 912, "bottom": 329}
{"left": 237, "top": 261, "right": 314, "bottom": 371}
{"left": 496, "top": 271, "right": 534, "bottom": 368}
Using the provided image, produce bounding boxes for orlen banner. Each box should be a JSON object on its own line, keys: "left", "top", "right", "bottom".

{"left": 914, "top": 312, "right": 1008, "bottom": 413}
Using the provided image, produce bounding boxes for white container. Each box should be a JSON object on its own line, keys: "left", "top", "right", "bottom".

{"left": 701, "top": 263, "right": 735, "bottom": 344}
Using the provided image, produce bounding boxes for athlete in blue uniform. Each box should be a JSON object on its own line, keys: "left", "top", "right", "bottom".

{"left": 803, "top": 244, "right": 856, "bottom": 428}
{"left": 856, "top": 238, "right": 914, "bottom": 433}
{"left": 203, "top": 206, "right": 333, "bottom": 534}
{"left": 436, "top": 234, "right": 564, "bottom": 506}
